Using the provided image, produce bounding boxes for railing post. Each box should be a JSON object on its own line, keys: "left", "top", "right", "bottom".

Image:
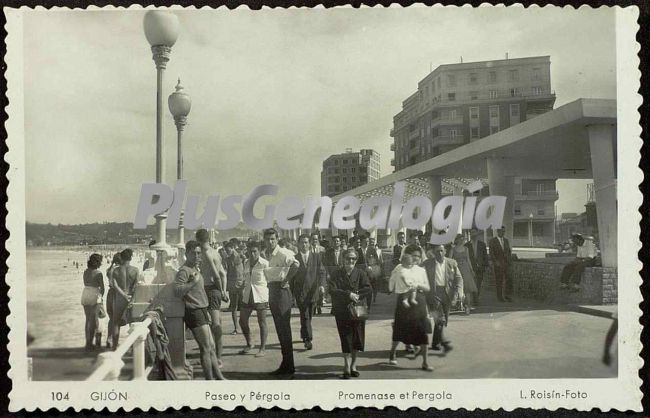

{"left": 96, "top": 352, "right": 124, "bottom": 381}
{"left": 133, "top": 330, "right": 147, "bottom": 380}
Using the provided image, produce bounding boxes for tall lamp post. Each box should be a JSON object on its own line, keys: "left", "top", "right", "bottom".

{"left": 168, "top": 78, "right": 192, "bottom": 254}
{"left": 143, "top": 10, "right": 180, "bottom": 279}
{"left": 528, "top": 213, "right": 534, "bottom": 247}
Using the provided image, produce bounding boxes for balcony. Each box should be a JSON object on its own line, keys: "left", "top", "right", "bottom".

{"left": 390, "top": 143, "right": 395, "bottom": 151}
{"left": 432, "top": 115, "right": 464, "bottom": 127}
{"left": 514, "top": 190, "right": 559, "bottom": 201}
{"left": 433, "top": 134, "right": 464, "bottom": 147}
{"left": 408, "top": 130, "right": 420, "bottom": 140}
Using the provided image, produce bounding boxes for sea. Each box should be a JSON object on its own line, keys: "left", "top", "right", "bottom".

{"left": 26, "top": 246, "right": 147, "bottom": 350}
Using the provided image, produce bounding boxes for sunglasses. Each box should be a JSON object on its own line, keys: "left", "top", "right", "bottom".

{"left": 345, "top": 257, "right": 357, "bottom": 261}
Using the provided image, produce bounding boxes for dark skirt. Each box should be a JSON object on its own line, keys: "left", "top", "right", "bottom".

{"left": 392, "top": 291, "right": 431, "bottom": 345}
{"left": 335, "top": 318, "right": 366, "bottom": 353}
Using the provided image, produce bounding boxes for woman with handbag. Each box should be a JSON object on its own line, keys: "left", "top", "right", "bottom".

{"left": 328, "top": 248, "right": 372, "bottom": 379}
{"left": 387, "top": 245, "right": 432, "bottom": 371}
{"left": 80, "top": 253, "right": 104, "bottom": 351}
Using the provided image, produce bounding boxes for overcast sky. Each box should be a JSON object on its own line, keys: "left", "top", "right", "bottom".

{"left": 23, "top": 6, "right": 616, "bottom": 225}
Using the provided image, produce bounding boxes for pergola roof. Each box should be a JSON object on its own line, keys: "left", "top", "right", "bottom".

{"left": 332, "top": 98, "right": 616, "bottom": 204}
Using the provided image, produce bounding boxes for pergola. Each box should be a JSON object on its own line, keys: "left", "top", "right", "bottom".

{"left": 332, "top": 98, "right": 617, "bottom": 267}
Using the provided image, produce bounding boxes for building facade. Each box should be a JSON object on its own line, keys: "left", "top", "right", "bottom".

{"left": 321, "top": 149, "right": 381, "bottom": 197}
{"left": 390, "top": 56, "right": 559, "bottom": 247}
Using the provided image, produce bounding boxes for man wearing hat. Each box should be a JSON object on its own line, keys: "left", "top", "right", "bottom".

{"left": 559, "top": 233, "right": 597, "bottom": 291}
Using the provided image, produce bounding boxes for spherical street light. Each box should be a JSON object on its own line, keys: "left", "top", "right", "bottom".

{"left": 168, "top": 79, "right": 192, "bottom": 250}
{"left": 143, "top": 9, "right": 180, "bottom": 278}
{"left": 143, "top": 10, "right": 180, "bottom": 48}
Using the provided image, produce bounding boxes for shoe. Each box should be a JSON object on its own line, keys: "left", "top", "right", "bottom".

{"left": 230, "top": 330, "right": 239, "bottom": 335}
{"left": 388, "top": 358, "right": 398, "bottom": 365}
{"left": 255, "top": 350, "right": 266, "bottom": 357}
{"left": 218, "top": 359, "right": 224, "bottom": 369}
{"left": 304, "top": 341, "right": 313, "bottom": 350}
{"left": 269, "top": 367, "right": 295, "bottom": 375}
{"left": 430, "top": 344, "right": 441, "bottom": 351}
{"left": 421, "top": 364, "right": 434, "bottom": 372}
{"left": 239, "top": 346, "right": 252, "bottom": 355}
{"left": 464, "top": 306, "right": 471, "bottom": 315}
{"left": 341, "top": 372, "right": 351, "bottom": 379}
{"left": 351, "top": 370, "right": 360, "bottom": 378}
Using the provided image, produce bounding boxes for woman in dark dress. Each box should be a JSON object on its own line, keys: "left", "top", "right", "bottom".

{"left": 80, "top": 253, "right": 104, "bottom": 351}
{"left": 328, "top": 248, "right": 372, "bottom": 379}
{"left": 388, "top": 245, "right": 433, "bottom": 371}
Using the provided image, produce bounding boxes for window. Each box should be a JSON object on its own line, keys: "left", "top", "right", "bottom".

{"left": 447, "top": 74, "right": 456, "bottom": 87}
{"left": 432, "top": 81, "right": 436, "bottom": 93}
{"left": 334, "top": 160, "right": 339, "bottom": 165}
{"left": 510, "top": 88, "right": 520, "bottom": 97}
{"left": 334, "top": 168, "right": 339, "bottom": 174}
{"left": 532, "top": 86, "right": 543, "bottom": 95}
{"left": 470, "top": 91, "right": 479, "bottom": 100}
{"left": 449, "top": 129, "right": 459, "bottom": 138}
{"left": 509, "top": 69, "right": 519, "bottom": 81}
{"left": 436, "top": 77, "right": 441, "bottom": 89}
{"left": 537, "top": 209, "right": 545, "bottom": 216}
{"left": 514, "top": 205, "right": 521, "bottom": 215}
{"left": 351, "top": 176, "right": 356, "bottom": 182}
{"left": 351, "top": 167, "right": 356, "bottom": 173}
{"left": 342, "top": 159, "right": 348, "bottom": 165}
{"left": 489, "top": 105, "right": 500, "bottom": 134}
{"left": 334, "top": 186, "right": 340, "bottom": 192}
{"left": 449, "top": 109, "right": 457, "bottom": 119}
{"left": 447, "top": 93, "right": 456, "bottom": 101}
{"left": 469, "top": 107, "right": 479, "bottom": 119}
{"left": 510, "top": 103, "right": 521, "bottom": 125}
{"left": 489, "top": 90, "right": 498, "bottom": 99}
{"left": 342, "top": 167, "right": 347, "bottom": 173}
{"left": 470, "top": 127, "right": 480, "bottom": 139}
{"left": 469, "top": 73, "right": 478, "bottom": 84}
{"left": 532, "top": 67, "right": 541, "bottom": 81}
{"left": 489, "top": 71, "right": 497, "bottom": 83}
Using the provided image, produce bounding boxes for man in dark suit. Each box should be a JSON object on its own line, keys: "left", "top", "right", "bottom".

{"left": 293, "top": 234, "right": 327, "bottom": 350}
{"left": 422, "top": 244, "right": 463, "bottom": 353}
{"left": 323, "top": 236, "right": 344, "bottom": 275}
{"left": 466, "top": 228, "right": 489, "bottom": 306}
{"left": 392, "top": 231, "right": 406, "bottom": 267}
{"left": 489, "top": 226, "right": 513, "bottom": 302}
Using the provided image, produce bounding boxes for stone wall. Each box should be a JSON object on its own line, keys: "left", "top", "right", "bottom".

{"left": 484, "top": 261, "right": 617, "bottom": 305}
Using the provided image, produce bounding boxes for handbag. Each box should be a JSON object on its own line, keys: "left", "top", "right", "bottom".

{"left": 97, "top": 303, "right": 107, "bottom": 319}
{"left": 347, "top": 301, "right": 368, "bottom": 320}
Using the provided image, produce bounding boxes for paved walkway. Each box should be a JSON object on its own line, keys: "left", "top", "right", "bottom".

{"left": 189, "top": 290, "right": 616, "bottom": 380}
{"left": 29, "top": 290, "right": 617, "bottom": 381}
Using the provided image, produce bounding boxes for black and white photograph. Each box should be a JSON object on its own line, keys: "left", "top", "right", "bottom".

{"left": 4, "top": 4, "right": 642, "bottom": 411}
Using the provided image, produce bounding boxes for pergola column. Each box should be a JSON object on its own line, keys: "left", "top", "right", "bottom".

{"left": 426, "top": 175, "right": 442, "bottom": 235}
{"left": 487, "top": 158, "right": 515, "bottom": 241}
{"left": 587, "top": 124, "right": 617, "bottom": 268}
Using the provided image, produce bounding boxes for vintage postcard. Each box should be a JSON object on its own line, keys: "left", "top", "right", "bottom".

{"left": 4, "top": 4, "right": 642, "bottom": 412}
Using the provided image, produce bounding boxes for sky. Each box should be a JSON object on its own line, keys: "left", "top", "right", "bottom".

{"left": 23, "top": 6, "right": 616, "bottom": 225}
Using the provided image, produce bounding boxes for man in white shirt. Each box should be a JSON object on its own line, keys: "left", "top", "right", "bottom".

{"left": 422, "top": 244, "right": 463, "bottom": 353}
{"left": 263, "top": 228, "right": 300, "bottom": 376}
{"left": 559, "top": 233, "right": 597, "bottom": 292}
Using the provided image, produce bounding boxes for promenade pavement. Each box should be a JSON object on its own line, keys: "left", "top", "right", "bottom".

{"left": 29, "top": 290, "right": 616, "bottom": 381}
{"left": 191, "top": 290, "right": 617, "bottom": 380}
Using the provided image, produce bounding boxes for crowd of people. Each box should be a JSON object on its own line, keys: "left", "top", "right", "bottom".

{"left": 79, "top": 225, "right": 521, "bottom": 379}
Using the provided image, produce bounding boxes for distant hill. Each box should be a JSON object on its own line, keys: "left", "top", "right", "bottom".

{"left": 25, "top": 222, "right": 261, "bottom": 247}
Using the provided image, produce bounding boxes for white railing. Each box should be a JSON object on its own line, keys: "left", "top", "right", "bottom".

{"left": 86, "top": 317, "right": 152, "bottom": 381}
